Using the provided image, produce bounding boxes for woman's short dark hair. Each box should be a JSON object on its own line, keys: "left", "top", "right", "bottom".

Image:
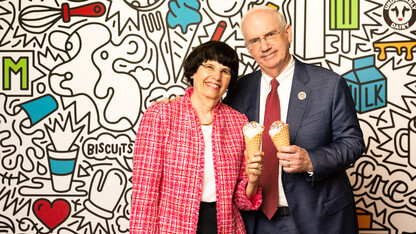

{"left": 183, "top": 40, "right": 239, "bottom": 89}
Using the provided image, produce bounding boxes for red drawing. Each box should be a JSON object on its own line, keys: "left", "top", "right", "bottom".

{"left": 211, "top": 21, "right": 227, "bottom": 41}
{"left": 61, "top": 2, "right": 106, "bottom": 22}
{"left": 33, "top": 199, "right": 71, "bottom": 230}
{"left": 19, "top": 2, "right": 106, "bottom": 34}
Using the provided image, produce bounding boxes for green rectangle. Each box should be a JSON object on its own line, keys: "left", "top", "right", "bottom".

{"left": 330, "top": 0, "right": 359, "bottom": 30}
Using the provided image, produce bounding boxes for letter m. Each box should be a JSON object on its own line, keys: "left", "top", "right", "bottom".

{"left": 3, "top": 57, "right": 28, "bottom": 90}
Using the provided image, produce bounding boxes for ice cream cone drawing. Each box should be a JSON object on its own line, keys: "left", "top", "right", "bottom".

{"left": 167, "top": 0, "right": 201, "bottom": 82}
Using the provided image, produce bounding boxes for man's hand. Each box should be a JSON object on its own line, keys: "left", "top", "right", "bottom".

{"left": 277, "top": 145, "right": 313, "bottom": 173}
{"left": 151, "top": 95, "right": 181, "bottom": 106}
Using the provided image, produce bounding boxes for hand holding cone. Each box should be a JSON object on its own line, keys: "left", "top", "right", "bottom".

{"left": 243, "top": 121, "right": 264, "bottom": 158}
{"left": 269, "top": 121, "right": 290, "bottom": 150}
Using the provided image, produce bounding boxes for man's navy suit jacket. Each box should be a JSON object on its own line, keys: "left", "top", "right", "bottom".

{"left": 223, "top": 57, "right": 365, "bottom": 234}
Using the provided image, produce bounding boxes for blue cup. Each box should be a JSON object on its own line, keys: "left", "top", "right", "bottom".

{"left": 20, "top": 95, "right": 58, "bottom": 125}
{"left": 47, "top": 144, "right": 79, "bottom": 192}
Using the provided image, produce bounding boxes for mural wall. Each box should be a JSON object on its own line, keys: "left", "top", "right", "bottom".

{"left": 0, "top": 0, "right": 415, "bottom": 233}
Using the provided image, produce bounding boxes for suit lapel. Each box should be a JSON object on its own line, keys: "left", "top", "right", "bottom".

{"left": 244, "top": 71, "right": 262, "bottom": 122}
{"left": 287, "top": 58, "right": 311, "bottom": 143}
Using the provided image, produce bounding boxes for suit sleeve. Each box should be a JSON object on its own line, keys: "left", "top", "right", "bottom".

{"left": 307, "top": 76, "right": 365, "bottom": 183}
{"left": 130, "top": 106, "right": 164, "bottom": 233}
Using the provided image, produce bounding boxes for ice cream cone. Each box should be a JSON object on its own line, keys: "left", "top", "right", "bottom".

{"left": 245, "top": 132, "right": 263, "bottom": 159}
{"left": 271, "top": 124, "right": 290, "bottom": 150}
{"left": 243, "top": 121, "right": 264, "bottom": 158}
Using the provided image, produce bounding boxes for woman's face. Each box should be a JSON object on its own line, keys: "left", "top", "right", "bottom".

{"left": 192, "top": 60, "right": 232, "bottom": 102}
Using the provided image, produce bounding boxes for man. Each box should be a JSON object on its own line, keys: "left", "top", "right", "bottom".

{"left": 222, "top": 6, "right": 365, "bottom": 234}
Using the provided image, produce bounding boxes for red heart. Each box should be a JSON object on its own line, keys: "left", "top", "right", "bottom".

{"left": 33, "top": 199, "right": 70, "bottom": 230}
{"left": 398, "top": 18, "right": 403, "bottom": 21}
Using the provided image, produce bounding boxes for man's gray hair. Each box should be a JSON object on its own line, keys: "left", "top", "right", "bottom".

{"left": 240, "top": 6, "right": 287, "bottom": 40}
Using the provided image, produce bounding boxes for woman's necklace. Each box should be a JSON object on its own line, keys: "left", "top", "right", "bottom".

{"left": 200, "top": 119, "right": 213, "bottom": 126}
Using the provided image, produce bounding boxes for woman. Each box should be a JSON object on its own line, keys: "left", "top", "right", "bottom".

{"left": 130, "top": 41, "right": 263, "bottom": 233}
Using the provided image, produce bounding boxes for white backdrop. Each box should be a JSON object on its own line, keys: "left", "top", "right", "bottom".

{"left": 1, "top": 0, "right": 416, "bottom": 233}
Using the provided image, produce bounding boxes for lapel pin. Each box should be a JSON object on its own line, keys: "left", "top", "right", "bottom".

{"left": 298, "top": 91, "right": 306, "bottom": 100}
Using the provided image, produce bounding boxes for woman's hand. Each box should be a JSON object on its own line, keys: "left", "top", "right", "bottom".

{"left": 245, "top": 150, "right": 263, "bottom": 200}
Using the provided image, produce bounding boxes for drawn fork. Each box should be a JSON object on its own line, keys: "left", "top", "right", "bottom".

{"left": 142, "top": 11, "right": 172, "bottom": 85}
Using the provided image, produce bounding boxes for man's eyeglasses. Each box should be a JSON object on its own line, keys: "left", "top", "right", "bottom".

{"left": 247, "top": 27, "right": 285, "bottom": 50}
{"left": 201, "top": 64, "right": 232, "bottom": 78}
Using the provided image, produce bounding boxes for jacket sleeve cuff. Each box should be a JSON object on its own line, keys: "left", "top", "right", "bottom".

{"left": 235, "top": 178, "right": 263, "bottom": 211}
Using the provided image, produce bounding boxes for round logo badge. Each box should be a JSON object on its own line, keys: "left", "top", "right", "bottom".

{"left": 383, "top": 0, "right": 416, "bottom": 30}
{"left": 298, "top": 92, "right": 306, "bottom": 100}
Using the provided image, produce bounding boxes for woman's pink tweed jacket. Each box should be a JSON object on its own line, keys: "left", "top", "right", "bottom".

{"left": 130, "top": 87, "right": 262, "bottom": 233}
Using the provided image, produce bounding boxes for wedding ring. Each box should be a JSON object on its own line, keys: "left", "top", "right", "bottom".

{"left": 259, "top": 165, "right": 263, "bottom": 171}
{"left": 287, "top": 161, "right": 291, "bottom": 168}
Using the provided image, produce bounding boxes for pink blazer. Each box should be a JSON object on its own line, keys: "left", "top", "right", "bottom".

{"left": 130, "top": 88, "right": 262, "bottom": 233}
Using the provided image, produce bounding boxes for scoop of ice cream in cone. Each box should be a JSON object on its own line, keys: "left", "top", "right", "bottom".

{"left": 243, "top": 121, "right": 264, "bottom": 158}
{"left": 269, "top": 120, "right": 290, "bottom": 151}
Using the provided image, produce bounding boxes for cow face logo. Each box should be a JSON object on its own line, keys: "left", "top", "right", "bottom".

{"left": 383, "top": 0, "right": 416, "bottom": 30}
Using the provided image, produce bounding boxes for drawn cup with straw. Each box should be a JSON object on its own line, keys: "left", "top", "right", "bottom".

{"left": 45, "top": 117, "right": 84, "bottom": 192}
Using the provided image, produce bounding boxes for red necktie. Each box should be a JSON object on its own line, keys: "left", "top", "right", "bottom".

{"left": 260, "top": 78, "right": 280, "bottom": 219}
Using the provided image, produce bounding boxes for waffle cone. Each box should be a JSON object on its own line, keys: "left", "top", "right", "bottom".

{"left": 168, "top": 24, "right": 198, "bottom": 79}
{"left": 245, "top": 132, "right": 263, "bottom": 159}
{"left": 271, "top": 124, "right": 290, "bottom": 150}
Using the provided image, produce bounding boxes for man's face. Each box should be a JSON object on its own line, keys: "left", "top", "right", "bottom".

{"left": 242, "top": 10, "right": 292, "bottom": 78}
